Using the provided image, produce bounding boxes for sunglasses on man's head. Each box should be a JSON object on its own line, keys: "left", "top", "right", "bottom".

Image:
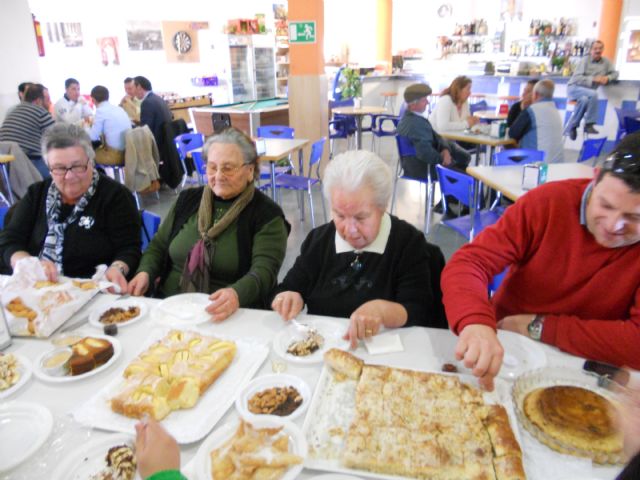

{"left": 603, "top": 151, "right": 640, "bottom": 175}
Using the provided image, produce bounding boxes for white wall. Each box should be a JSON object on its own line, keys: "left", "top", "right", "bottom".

{"left": 25, "top": 0, "right": 284, "bottom": 105}
{"left": 615, "top": 0, "right": 640, "bottom": 80}
{"left": 324, "top": 0, "right": 378, "bottom": 65}
{"left": 0, "top": 0, "right": 43, "bottom": 121}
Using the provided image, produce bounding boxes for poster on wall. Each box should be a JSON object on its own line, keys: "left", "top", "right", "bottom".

{"left": 273, "top": 4, "right": 288, "bottom": 37}
{"left": 627, "top": 31, "right": 640, "bottom": 62}
{"left": 161, "top": 21, "right": 208, "bottom": 63}
{"left": 97, "top": 37, "right": 120, "bottom": 66}
{"left": 126, "top": 21, "right": 163, "bottom": 51}
{"left": 45, "top": 22, "right": 83, "bottom": 47}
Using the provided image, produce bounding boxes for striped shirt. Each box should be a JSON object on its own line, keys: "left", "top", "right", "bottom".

{"left": 0, "top": 103, "right": 55, "bottom": 157}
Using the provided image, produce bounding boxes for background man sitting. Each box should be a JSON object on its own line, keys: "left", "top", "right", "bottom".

{"left": 508, "top": 79, "right": 564, "bottom": 163}
{"left": 565, "top": 40, "right": 619, "bottom": 140}
{"left": 54, "top": 77, "right": 93, "bottom": 125}
{"left": 89, "top": 85, "right": 132, "bottom": 165}
{"left": 441, "top": 132, "right": 640, "bottom": 390}
{"left": 506, "top": 79, "right": 537, "bottom": 129}
{"left": 120, "top": 77, "right": 141, "bottom": 125}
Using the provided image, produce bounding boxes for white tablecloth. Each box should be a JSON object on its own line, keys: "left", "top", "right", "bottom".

{"left": 2, "top": 294, "right": 624, "bottom": 480}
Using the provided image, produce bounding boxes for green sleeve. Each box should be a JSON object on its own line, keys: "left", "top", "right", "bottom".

{"left": 136, "top": 202, "right": 177, "bottom": 281}
{"left": 145, "top": 470, "right": 188, "bottom": 480}
{"left": 231, "top": 216, "right": 288, "bottom": 306}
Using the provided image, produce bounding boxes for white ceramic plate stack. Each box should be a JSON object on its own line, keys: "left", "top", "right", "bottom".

{"left": 272, "top": 318, "right": 350, "bottom": 365}
{"left": 0, "top": 401, "right": 53, "bottom": 473}
{"left": 152, "top": 293, "right": 211, "bottom": 326}
{"left": 88, "top": 299, "right": 149, "bottom": 328}
{"left": 0, "top": 353, "right": 33, "bottom": 399}
{"left": 235, "top": 373, "right": 312, "bottom": 422}
{"left": 193, "top": 418, "right": 307, "bottom": 480}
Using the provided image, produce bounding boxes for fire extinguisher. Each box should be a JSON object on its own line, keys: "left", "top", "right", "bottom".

{"left": 32, "top": 14, "right": 45, "bottom": 57}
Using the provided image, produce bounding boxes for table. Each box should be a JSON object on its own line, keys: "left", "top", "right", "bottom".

{"left": 2, "top": 293, "right": 624, "bottom": 479}
{"left": 258, "top": 137, "right": 309, "bottom": 202}
{"left": 467, "top": 162, "right": 594, "bottom": 202}
{"left": 0, "top": 154, "right": 15, "bottom": 206}
{"left": 439, "top": 129, "right": 516, "bottom": 166}
{"left": 331, "top": 106, "right": 388, "bottom": 149}
{"left": 190, "top": 98, "right": 289, "bottom": 137}
{"left": 474, "top": 110, "right": 508, "bottom": 122}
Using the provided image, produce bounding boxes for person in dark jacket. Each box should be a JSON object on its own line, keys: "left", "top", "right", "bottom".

{"left": 272, "top": 150, "right": 447, "bottom": 349}
{"left": 133, "top": 76, "right": 172, "bottom": 149}
{"left": 0, "top": 123, "right": 140, "bottom": 291}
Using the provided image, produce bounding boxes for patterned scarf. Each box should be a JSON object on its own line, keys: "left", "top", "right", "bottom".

{"left": 180, "top": 183, "right": 255, "bottom": 293}
{"left": 40, "top": 169, "right": 100, "bottom": 273}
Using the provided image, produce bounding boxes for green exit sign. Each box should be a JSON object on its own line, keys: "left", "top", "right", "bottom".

{"left": 289, "top": 21, "right": 316, "bottom": 44}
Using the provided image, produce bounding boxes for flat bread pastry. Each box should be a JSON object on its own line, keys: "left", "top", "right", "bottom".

{"left": 324, "top": 348, "right": 363, "bottom": 380}
{"left": 524, "top": 385, "right": 623, "bottom": 461}
{"left": 322, "top": 350, "right": 526, "bottom": 480}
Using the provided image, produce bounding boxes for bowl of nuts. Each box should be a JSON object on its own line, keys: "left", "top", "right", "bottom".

{"left": 235, "top": 373, "right": 311, "bottom": 422}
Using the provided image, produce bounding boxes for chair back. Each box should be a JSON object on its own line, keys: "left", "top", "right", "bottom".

{"left": 174, "top": 133, "right": 204, "bottom": 161}
{"left": 140, "top": 210, "right": 161, "bottom": 252}
{"left": 625, "top": 116, "right": 640, "bottom": 136}
{"left": 395, "top": 134, "right": 417, "bottom": 158}
{"left": 257, "top": 125, "right": 294, "bottom": 139}
{"left": 577, "top": 138, "right": 606, "bottom": 163}
{"left": 309, "top": 137, "right": 326, "bottom": 168}
{"left": 191, "top": 151, "right": 207, "bottom": 176}
{"left": 436, "top": 165, "right": 475, "bottom": 208}
{"left": 493, "top": 149, "right": 545, "bottom": 166}
{"left": 469, "top": 100, "right": 488, "bottom": 115}
{"left": 0, "top": 205, "right": 8, "bottom": 229}
{"left": 211, "top": 113, "right": 232, "bottom": 133}
{"left": 614, "top": 108, "right": 640, "bottom": 129}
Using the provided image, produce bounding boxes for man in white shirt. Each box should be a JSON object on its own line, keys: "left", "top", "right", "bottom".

{"left": 89, "top": 85, "right": 131, "bottom": 151}
{"left": 54, "top": 77, "right": 93, "bottom": 124}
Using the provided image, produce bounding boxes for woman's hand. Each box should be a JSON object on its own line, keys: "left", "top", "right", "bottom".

{"left": 344, "top": 300, "right": 385, "bottom": 349}
{"left": 105, "top": 266, "right": 128, "bottom": 294}
{"left": 127, "top": 272, "right": 150, "bottom": 296}
{"left": 467, "top": 116, "right": 480, "bottom": 127}
{"left": 206, "top": 288, "right": 240, "bottom": 322}
{"left": 135, "top": 419, "right": 180, "bottom": 479}
{"left": 271, "top": 291, "right": 304, "bottom": 321}
{"left": 39, "top": 259, "right": 59, "bottom": 282}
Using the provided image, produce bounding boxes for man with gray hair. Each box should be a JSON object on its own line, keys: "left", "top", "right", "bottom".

{"left": 508, "top": 79, "right": 564, "bottom": 163}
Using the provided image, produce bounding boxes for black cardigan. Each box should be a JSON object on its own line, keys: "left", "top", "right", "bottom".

{"left": 0, "top": 174, "right": 141, "bottom": 277}
{"left": 274, "top": 215, "right": 447, "bottom": 328}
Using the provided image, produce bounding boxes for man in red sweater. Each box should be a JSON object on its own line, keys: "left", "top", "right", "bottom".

{"left": 442, "top": 133, "right": 640, "bottom": 390}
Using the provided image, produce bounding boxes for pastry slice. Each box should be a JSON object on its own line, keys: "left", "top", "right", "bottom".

{"left": 324, "top": 348, "right": 364, "bottom": 380}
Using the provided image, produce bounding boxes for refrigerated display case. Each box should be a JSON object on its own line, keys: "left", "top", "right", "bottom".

{"left": 228, "top": 35, "right": 276, "bottom": 103}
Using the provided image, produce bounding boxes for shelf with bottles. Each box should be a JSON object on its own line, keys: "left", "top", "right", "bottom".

{"left": 528, "top": 18, "right": 576, "bottom": 38}
{"left": 439, "top": 37, "right": 490, "bottom": 55}
{"left": 508, "top": 39, "right": 594, "bottom": 59}
{"left": 453, "top": 19, "right": 489, "bottom": 37}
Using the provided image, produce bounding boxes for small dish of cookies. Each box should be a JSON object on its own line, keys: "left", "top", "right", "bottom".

{"left": 236, "top": 374, "right": 311, "bottom": 422}
{"left": 88, "top": 300, "right": 149, "bottom": 329}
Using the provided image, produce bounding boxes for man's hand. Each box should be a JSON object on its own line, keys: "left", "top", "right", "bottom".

{"left": 343, "top": 300, "right": 385, "bottom": 349}
{"left": 593, "top": 75, "right": 609, "bottom": 85}
{"left": 206, "top": 288, "right": 240, "bottom": 322}
{"left": 135, "top": 419, "right": 180, "bottom": 479}
{"left": 497, "top": 313, "right": 536, "bottom": 337}
{"left": 441, "top": 149, "right": 453, "bottom": 167}
{"left": 127, "top": 272, "right": 150, "bottom": 296}
{"left": 271, "top": 291, "right": 304, "bottom": 321}
{"left": 455, "top": 324, "right": 504, "bottom": 391}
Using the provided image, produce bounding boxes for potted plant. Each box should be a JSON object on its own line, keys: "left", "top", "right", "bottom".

{"left": 340, "top": 67, "right": 362, "bottom": 100}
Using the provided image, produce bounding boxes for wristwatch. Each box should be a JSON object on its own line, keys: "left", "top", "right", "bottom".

{"left": 527, "top": 315, "right": 545, "bottom": 341}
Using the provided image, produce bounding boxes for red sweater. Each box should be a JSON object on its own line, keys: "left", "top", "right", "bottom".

{"left": 442, "top": 178, "right": 640, "bottom": 369}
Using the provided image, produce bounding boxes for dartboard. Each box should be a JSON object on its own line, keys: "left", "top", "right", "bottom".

{"left": 172, "top": 31, "right": 192, "bottom": 54}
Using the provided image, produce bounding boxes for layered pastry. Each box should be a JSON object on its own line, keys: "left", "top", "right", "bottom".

{"left": 287, "top": 329, "right": 324, "bottom": 356}
{"left": 111, "top": 330, "right": 236, "bottom": 420}
{"left": 89, "top": 444, "right": 136, "bottom": 480}
{"left": 322, "top": 349, "right": 526, "bottom": 480}
{"left": 68, "top": 337, "right": 114, "bottom": 375}
{"left": 0, "top": 353, "right": 20, "bottom": 390}
{"left": 523, "top": 385, "right": 623, "bottom": 460}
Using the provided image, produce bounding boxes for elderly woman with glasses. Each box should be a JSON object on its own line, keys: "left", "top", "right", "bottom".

{"left": 128, "top": 127, "right": 289, "bottom": 322}
{"left": 0, "top": 123, "right": 141, "bottom": 291}
{"left": 272, "top": 150, "right": 447, "bottom": 347}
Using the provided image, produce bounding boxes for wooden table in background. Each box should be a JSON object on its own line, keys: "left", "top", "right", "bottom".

{"left": 332, "top": 106, "right": 388, "bottom": 149}
{"left": 439, "top": 130, "right": 516, "bottom": 165}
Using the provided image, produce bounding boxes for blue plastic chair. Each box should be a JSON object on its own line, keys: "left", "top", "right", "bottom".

{"left": 391, "top": 135, "right": 438, "bottom": 235}
{"left": 329, "top": 98, "right": 357, "bottom": 157}
{"left": 435, "top": 165, "right": 502, "bottom": 241}
{"left": 625, "top": 116, "right": 640, "bottom": 136}
{"left": 274, "top": 137, "right": 327, "bottom": 227}
{"left": 370, "top": 115, "right": 399, "bottom": 153}
{"left": 191, "top": 151, "right": 207, "bottom": 184}
{"left": 493, "top": 149, "right": 545, "bottom": 166}
{"left": 470, "top": 100, "right": 489, "bottom": 115}
{"left": 489, "top": 268, "right": 508, "bottom": 296}
{"left": 614, "top": 108, "right": 640, "bottom": 142}
{"left": 0, "top": 205, "right": 8, "bottom": 229}
{"left": 140, "top": 210, "right": 161, "bottom": 252}
{"left": 255, "top": 125, "right": 295, "bottom": 195}
{"left": 577, "top": 138, "right": 606, "bottom": 166}
{"left": 174, "top": 133, "right": 204, "bottom": 187}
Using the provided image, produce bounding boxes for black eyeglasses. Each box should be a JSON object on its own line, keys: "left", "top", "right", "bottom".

{"left": 602, "top": 151, "right": 640, "bottom": 175}
{"left": 49, "top": 162, "right": 90, "bottom": 177}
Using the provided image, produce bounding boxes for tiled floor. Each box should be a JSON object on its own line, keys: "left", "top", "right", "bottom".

{"left": 138, "top": 133, "right": 590, "bottom": 280}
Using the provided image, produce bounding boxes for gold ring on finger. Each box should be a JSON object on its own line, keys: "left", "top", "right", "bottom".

{"left": 365, "top": 328, "right": 373, "bottom": 336}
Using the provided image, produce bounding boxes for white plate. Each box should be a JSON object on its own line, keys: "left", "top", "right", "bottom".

{"left": 153, "top": 293, "right": 211, "bottom": 326}
{"left": 50, "top": 433, "right": 140, "bottom": 480}
{"left": 273, "top": 318, "right": 350, "bottom": 365}
{"left": 0, "top": 353, "right": 33, "bottom": 399}
{"left": 235, "top": 373, "right": 312, "bottom": 422}
{"left": 88, "top": 299, "right": 149, "bottom": 329}
{"left": 309, "top": 475, "right": 364, "bottom": 480}
{"left": 496, "top": 330, "right": 547, "bottom": 379}
{"left": 0, "top": 401, "right": 53, "bottom": 472}
{"left": 193, "top": 418, "right": 307, "bottom": 480}
{"left": 33, "top": 335, "right": 121, "bottom": 383}
{"left": 74, "top": 328, "right": 269, "bottom": 444}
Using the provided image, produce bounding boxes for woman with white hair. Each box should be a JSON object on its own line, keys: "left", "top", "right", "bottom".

{"left": 0, "top": 123, "right": 141, "bottom": 291}
{"left": 272, "top": 150, "right": 446, "bottom": 347}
